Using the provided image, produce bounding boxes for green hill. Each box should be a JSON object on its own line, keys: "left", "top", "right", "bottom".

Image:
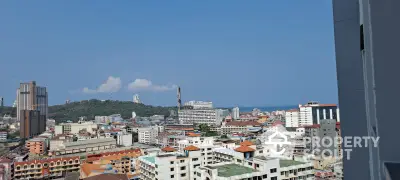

{"left": 0, "top": 99, "right": 177, "bottom": 123}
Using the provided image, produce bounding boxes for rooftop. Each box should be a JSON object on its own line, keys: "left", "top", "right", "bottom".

{"left": 143, "top": 156, "right": 155, "bottom": 164}
{"left": 280, "top": 160, "right": 306, "bottom": 167}
{"left": 213, "top": 164, "right": 258, "bottom": 177}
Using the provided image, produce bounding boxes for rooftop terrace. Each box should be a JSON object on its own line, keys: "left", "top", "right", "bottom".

{"left": 142, "top": 156, "right": 155, "bottom": 164}
{"left": 280, "top": 160, "right": 305, "bottom": 167}
{"left": 213, "top": 164, "right": 258, "bottom": 177}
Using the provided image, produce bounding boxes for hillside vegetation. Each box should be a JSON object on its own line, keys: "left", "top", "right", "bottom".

{"left": 0, "top": 99, "right": 176, "bottom": 123}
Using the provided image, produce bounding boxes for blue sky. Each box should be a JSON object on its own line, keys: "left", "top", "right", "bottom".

{"left": 0, "top": 1, "right": 337, "bottom": 107}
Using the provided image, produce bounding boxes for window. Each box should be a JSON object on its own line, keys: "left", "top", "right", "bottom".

{"left": 170, "top": 161, "right": 174, "bottom": 165}
{"left": 155, "top": 171, "right": 158, "bottom": 175}
{"left": 281, "top": 172, "right": 284, "bottom": 175}
{"left": 237, "top": 159, "right": 242, "bottom": 163}
{"left": 262, "top": 174, "right": 267, "bottom": 179}
{"left": 170, "top": 168, "right": 174, "bottom": 171}
{"left": 248, "top": 162, "right": 253, "bottom": 166}
{"left": 270, "top": 168, "right": 277, "bottom": 173}
{"left": 271, "top": 177, "right": 277, "bottom": 180}
{"left": 170, "top": 175, "right": 174, "bottom": 178}
{"left": 181, "top": 166, "right": 186, "bottom": 170}
{"left": 180, "top": 160, "right": 185, "bottom": 163}
{"left": 256, "top": 164, "right": 259, "bottom": 168}
{"left": 181, "top": 173, "right": 186, "bottom": 177}
{"left": 259, "top": 150, "right": 263, "bottom": 153}
{"left": 155, "top": 165, "right": 158, "bottom": 168}
{"left": 360, "top": 24, "right": 365, "bottom": 51}
{"left": 192, "top": 158, "right": 198, "bottom": 161}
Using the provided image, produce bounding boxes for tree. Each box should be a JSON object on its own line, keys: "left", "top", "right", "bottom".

{"left": 220, "top": 135, "right": 228, "bottom": 139}
{"left": 199, "top": 124, "right": 210, "bottom": 133}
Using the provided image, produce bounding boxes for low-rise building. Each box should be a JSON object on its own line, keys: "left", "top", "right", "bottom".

{"left": 285, "top": 109, "right": 300, "bottom": 127}
{"left": 138, "top": 127, "right": 158, "bottom": 144}
{"left": 51, "top": 138, "right": 117, "bottom": 156}
{"left": 55, "top": 121, "right": 98, "bottom": 135}
{"left": 14, "top": 156, "right": 80, "bottom": 180}
{"left": 0, "top": 158, "right": 13, "bottom": 180}
{"left": 0, "top": 132, "right": 7, "bottom": 141}
{"left": 26, "top": 138, "right": 47, "bottom": 155}
{"left": 221, "top": 121, "right": 262, "bottom": 135}
{"left": 81, "top": 149, "right": 142, "bottom": 180}
{"left": 139, "top": 146, "right": 204, "bottom": 180}
{"left": 117, "top": 133, "right": 133, "bottom": 147}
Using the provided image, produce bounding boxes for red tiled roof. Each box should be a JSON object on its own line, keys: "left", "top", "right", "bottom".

{"left": 161, "top": 146, "right": 176, "bottom": 152}
{"left": 272, "top": 120, "right": 284, "bottom": 126}
{"left": 184, "top": 145, "right": 200, "bottom": 151}
{"left": 225, "top": 121, "right": 261, "bottom": 127}
{"left": 286, "top": 109, "right": 299, "bottom": 112}
{"left": 234, "top": 145, "right": 255, "bottom": 152}
{"left": 303, "top": 124, "right": 321, "bottom": 128}
{"left": 187, "top": 133, "right": 201, "bottom": 137}
{"left": 240, "top": 141, "right": 254, "bottom": 146}
{"left": 15, "top": 156, "right": 80, "bottom": 166}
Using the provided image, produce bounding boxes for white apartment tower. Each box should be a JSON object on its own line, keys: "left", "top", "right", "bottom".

{"left": 232, "top": 106, "right": 240, "bottom": 119}
{"left": 285, "top": 109, "right": 299, "bottom": 127}
{"left": 298, "top": 101, "right": 339, "bottom": 126}
{"left": 133, "top": 94, "right": 141, "bottom": 104}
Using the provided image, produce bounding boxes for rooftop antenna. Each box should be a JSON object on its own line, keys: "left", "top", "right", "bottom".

{"left": 177, "top": 86, "right": 181, "bottom": 111}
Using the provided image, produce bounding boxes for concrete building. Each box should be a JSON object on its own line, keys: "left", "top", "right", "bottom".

{"left": 0, "top": 158, "right": 13, "bottom": 180}
{"left": 221, "top": 121, "right": 262, "bottom": 135}
{"left": 133, "top": 94, "right": 141, "bottom": 104}
{"left": 20, "top": 110, "right": 43, "bottom": 139}
{"left": 178, "top": 109, "right": 218, "bottom": 126}
{"left": 304, "top": 119, "right": 338, "bottom": 158}
{"left": 14, "top": 156, "right": 80, "bottom": 179}
{"left": 138, "top": 127, "right": 158, "bottom": 144}
{"left": 333, "top": 0, "right": 400, "bottom": 179}
{"left": 139, "top": 146, "right": 205, "bottom": 180}
{"left": 232, "top": 107, "right": 240, "bottom": 120}
{"left": 54, "top": 121, "right": 98, "bottom": 135}
{"left": 117, "top": 133, "right": 133, "bottom": 147}
{"left": 177, "top": 137, "right": 218, "bottom": 165}
{"left": 0, "top": 97, "right": 3, "bottom": 107}
{"left": 26, "top": 138, "right": 47, "bottom": 155}
{"left": 51, "top": 138, "right": 117, "bottom": 156}
{"left": 285, "top": 109, "right": 299, "bottom": 128}
{"left": 184, "top": 101, "right": 213, "bottom": 109}
{"left": 298, "top": 102, "right": 339, "bottom": 126}
{"left": 80, "top": 149, "right": 142, "bottom": 180}
{"left": 17, "top": 81, "right": 48, "bottom": 139}
{"left": 0, "top": 132, "right": 7, "bottom": 141}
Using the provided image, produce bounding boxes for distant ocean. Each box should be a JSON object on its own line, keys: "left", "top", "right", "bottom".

{"left": 235, "top": 105, "right": 298, "bottom": 112}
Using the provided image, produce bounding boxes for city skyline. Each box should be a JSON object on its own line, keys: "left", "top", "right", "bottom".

{"left": 0, "top": 1, "right": 337, "bottom": 107}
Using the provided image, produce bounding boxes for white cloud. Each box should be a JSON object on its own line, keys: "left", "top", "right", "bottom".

{"left": 128, "top": 79, "right": 177, "bottom": 92}
{"left": 82, "top": 76, "right": 121, "bottom": 93}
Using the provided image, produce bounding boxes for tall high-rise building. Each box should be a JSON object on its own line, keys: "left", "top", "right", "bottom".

{"left": 0, "top": 97, "right": 3, "bottom": 107}
{"left": 133, "top": 94, "right": 141, "bottom": 104}
{"left": 232, "top": 107, "right": 240, "bottom": 119}
{"left": 298, "top": 101, "right": 339, "bottom": 126}
{"left": 333, "top": 0, "right": 399, "bottom": 179}
{"left": 16, "top": 81, "right": 48, "bottom": 139}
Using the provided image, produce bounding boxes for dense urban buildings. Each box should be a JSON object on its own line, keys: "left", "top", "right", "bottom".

{"left": 17, "top": 81, "right": 48, "bottom": 139}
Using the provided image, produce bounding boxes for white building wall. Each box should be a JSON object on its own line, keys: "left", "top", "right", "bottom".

{"left": 285, "top": 111, "right": 299, "bottom": 127}
{"left": 117, "top": 133, "right": 133, "bottom": 147}
{"left": 232, "top": 107, "right": 240, "bottom": 119}
{"left": 178, "top": 109, "right": 217, "bottom": 125}
{"left": 299, "top": 106, "right": 313, "bottom": 126}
